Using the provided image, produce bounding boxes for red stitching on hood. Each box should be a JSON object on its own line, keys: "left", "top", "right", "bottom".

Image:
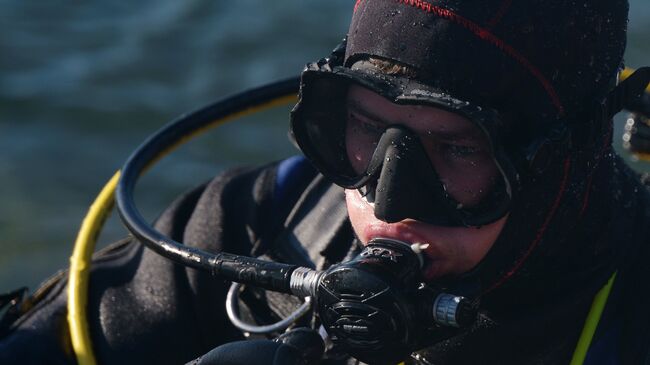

{"left": 579, "top": 122, "right": 614, "bottom": 218}
{"left": 484, "top": 156, "right": 572, "bottom": 293}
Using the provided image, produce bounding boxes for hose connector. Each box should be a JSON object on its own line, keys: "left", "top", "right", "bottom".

{"left": 289, "top": 266, "right": 322, "bottom": 298}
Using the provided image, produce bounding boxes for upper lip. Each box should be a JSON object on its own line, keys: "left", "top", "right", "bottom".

{"left": 364, "top": 220, "right": 425, "bottom": 242}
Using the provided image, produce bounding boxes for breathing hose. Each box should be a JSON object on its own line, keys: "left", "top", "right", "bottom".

{"left": 115, "top": 76, "right": 303, "bottom": 293}
{"left": 67, "top": 77, "right": 299, "bottom": 365}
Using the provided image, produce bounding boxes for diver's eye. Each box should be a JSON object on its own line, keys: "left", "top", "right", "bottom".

{"left": 436, "top": 143, "right": 493, "bottom": 167}
{"left": 348, "top": 112, "right": 385, "bottom": 136}
{"left": 445, "top": 144, "right": 483, "bottom": 158}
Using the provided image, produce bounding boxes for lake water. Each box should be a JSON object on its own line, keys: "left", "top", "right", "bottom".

{"left": 1, "top": 1, "right": 649, "bottom": 291}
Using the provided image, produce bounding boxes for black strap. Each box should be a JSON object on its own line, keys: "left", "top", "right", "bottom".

{"left": 599, "top": 67, "right": 650, "bottom": 122}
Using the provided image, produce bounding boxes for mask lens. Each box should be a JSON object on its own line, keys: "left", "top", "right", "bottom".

{"left": 344, "top": 84, "right": 501, "bottom": 208}
{"left": 345, "top": 105, "right": 383, "bottom": 175}
{"left": 420, "top": 123, "right": 500, "bottom": 208}
{"left": 292, "top": 74, "right": 512, "bottom": 225}
{"left": 294, "top": 76, "right": 360, "bottom": 181}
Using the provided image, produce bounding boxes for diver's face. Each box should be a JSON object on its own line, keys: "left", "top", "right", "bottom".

{"left": 344, "top": 85, "right": 507, "bottom": 280}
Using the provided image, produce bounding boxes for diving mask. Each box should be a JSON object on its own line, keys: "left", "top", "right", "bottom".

{"left": 291, "top": 56, "right": 517, "bottom": 227}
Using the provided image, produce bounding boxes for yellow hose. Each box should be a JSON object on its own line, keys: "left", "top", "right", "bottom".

{"left": 632, "top": 151, "right": 650, "bottom": 162}
{"left": 67, "top": 94, "right": 297, "bottom": 365}
{"left": 569, "top": 272, "right": 617, "bottom": 365}
{"left": 68, "top": 171, "right": 120, "bottom": 365}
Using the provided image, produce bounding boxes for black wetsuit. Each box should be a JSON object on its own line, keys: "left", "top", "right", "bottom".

{"left": 1, "top": 156, "right": 650, "bottom": 365}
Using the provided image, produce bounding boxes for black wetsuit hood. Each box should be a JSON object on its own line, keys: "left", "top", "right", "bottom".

{"left": 343, "top": 0, "right": 631, "bottom": 308}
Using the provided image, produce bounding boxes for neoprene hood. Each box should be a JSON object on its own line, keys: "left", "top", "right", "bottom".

{"left": 292, "top": 0, "right": 632, "bottom": 303}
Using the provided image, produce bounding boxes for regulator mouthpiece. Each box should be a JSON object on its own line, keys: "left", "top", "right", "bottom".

{"left": 288, "top": 238, "right": 477, "bottom": 364}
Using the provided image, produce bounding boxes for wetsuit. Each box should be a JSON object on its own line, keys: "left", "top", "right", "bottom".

{"left": 1, "top": 155, "right": 650, "bottom": 364}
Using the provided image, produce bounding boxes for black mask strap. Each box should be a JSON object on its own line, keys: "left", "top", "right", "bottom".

{"left": 598, "top": 67, "right": 650, "bottom": 123}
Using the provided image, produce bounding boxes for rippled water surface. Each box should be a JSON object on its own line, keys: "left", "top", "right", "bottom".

{"left": 1, "top": 1, "right": 648, "bottom": 290}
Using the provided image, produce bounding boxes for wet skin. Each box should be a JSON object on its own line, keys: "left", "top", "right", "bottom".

{"left": 344, "top": 85, "right": 508, "bottom": 280}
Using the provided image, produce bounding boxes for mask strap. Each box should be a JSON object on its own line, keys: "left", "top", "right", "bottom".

{"left": 313, "top": 37, "right": 347, "bottom": 70}
{"left": 597, "top": 67, "right": 650, "bottom": 122}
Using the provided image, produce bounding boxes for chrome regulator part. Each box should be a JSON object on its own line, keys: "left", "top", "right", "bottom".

{"left": 289, "top": 266, "right": 323, "bottom": 298}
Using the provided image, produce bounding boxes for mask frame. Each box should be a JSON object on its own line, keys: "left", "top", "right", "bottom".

{"left": 291, "top": 54, "right": 519, "bottom": 227}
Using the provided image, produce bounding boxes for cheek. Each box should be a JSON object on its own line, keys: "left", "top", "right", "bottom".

{"left": 446, "top": 215, "right": 507, "bottom": 274}
{"left": 428, "top": 154, "right": 500, "bottom": 207}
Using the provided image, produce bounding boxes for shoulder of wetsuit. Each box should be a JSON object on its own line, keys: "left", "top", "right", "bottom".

{"left": 0, "top": 179, "right": 209, "bottom": 365}
{"left": 589, "top": 160, "right": 650, "bottom": 365}
{"left": 620, "top": 173, "right": 650, "bottom": 365}
{"left": 168, "top": 155, "right": 318, "bottom": 256}
{"left": 0, "top": 158, "right": 319, "bottom": 365}
{"left": 0, "top": 237, "right": 135, "bottom": 365}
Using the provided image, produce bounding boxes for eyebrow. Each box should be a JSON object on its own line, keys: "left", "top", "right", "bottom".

{"left": 347, "top": 99, "right": 482, "bottom": 143}
{"left": 347, "top": 99, "right": 391, "bottom": 125}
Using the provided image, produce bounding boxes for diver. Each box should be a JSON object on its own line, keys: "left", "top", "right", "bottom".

{"left": 2, "top": 0, "right": 650, "bottom": 364}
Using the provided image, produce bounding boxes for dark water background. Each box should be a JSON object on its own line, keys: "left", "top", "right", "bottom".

{"left": 0, "top": 1, "right": 648, "bottom": 292}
